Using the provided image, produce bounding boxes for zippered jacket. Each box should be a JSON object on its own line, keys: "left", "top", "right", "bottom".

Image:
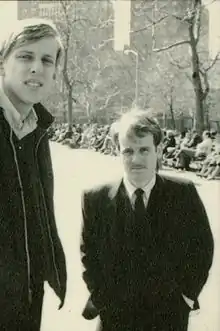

{"left": 0, "top": 103, "right": 67, "bottom": 310}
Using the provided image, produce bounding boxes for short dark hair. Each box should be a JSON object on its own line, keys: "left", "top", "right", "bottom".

{"left": 112, "top": 108, "right": 163, "bottom": 148}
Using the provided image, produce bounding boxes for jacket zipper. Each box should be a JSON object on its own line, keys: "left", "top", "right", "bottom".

{"left": 9, "top": 128, "right": 61, "bottom": 304}
{"left": 35, "top": 131, "right": 61, "bottom": 291}
{"left": 9, "top": 128, "right": 32, "bottom": 303}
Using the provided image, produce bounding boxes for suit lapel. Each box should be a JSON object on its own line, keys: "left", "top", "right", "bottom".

{"left": 104, "top": 174, "right": 167, "bottom": 244}
{"left": 103, "top": 177, "right": 121, "bottom": 243}
{"left": 145, "top": 174, "right": 169, "bottom": 242}
{"left": 146, "top": 174, "right": 165, "bottom": 216}
{"left": 106, "top": 174, "right": 166, "bottom": 225}
{"left": 105, "top": 178, "right": 133, "bottom": 246}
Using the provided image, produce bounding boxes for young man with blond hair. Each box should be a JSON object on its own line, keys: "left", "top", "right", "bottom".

{"left": 0, "top": 18, "right": 66, "bottom": 329}
{"left": 81, "top": 108, "right": 213, "bottom": 331}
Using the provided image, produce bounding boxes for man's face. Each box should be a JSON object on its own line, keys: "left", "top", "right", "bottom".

{"left": 2, "top": 37, "right": 58, "bottom": 109}
{"left": 119, "top": 132, "right": 159, "bottom": 187}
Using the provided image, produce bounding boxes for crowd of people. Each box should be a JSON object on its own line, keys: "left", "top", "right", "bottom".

{"left": 48, "top": 122, "right": 117, "bottom": 155}
{"left": 162, "top": 128, "right": 220, "bottom": 180}
{"left": 49, "top": 122, "right": 220, "bottom": 180}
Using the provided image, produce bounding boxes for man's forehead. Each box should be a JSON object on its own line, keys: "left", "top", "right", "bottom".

{"left": 120, "top": 133, "right": 154, "bottom": 146}
{"left": 13, "top": 38, "right": 58, "bottom": 55}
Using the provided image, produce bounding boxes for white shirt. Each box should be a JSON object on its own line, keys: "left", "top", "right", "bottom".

{"left": 197, "top": 138, "right": 213, "bottom": 156}
{"left": 123, "top": 175, "right": 156, "bottom": 208}
{"left": 0, "top": 77, "right": 38, "bottom": 140}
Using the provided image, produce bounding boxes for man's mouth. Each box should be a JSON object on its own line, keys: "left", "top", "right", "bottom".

{"left": 25, "top": 80, "right": 43, "bottom": 87}
{"left": 132, "top": 166, "right": 145, "bottom": 170}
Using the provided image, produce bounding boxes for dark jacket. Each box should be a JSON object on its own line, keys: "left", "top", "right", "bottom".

{"left": 0, "top": 103, "right": 66, "bottom": 311}
{"left": 81, "top": 174, "right": 214, "bottom": 317}
{"left": 188, "top": 133, "right": 202, "bottom": 148}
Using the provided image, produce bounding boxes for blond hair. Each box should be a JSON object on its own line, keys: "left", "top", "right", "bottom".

{"left": 112, "top": 108, "right": 163, "bottom": 148}
{"left": 0, "top": 18, "right": 63, "bottom": 66}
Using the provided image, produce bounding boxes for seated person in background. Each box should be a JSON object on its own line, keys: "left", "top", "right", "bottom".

{"left": 162, "top": 130, "right": 176, "bottom": 157}
{"left": 210, "top": 129, "right": 217, "bottom": 142}
{"left": 61, "top": 125, "right": 75, "bottom": 145}
{"left": 187, "top": 129, "right": 202, "bottom": 148}
{"left": 95, "top": 126, "right": 108, "bottom": 151}
{"left": 80, "top": 124, "right": 91, "bottom": 148}
{"left": 179, "top": 131, "right": 192, "bottom": 149}
{"left": 171, "top": 131, "right": 192, "bottom": 168}
{"left": 197, "top": 134, "right": 220, "bottom": 179}
{"left": 206, "top": 156, "right": 220, "bottom": 180}
{"left": 176, "top": 130, "right": 212, "bottom": 170}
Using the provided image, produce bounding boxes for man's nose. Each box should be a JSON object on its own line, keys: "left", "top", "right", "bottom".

{"left": 30, "top": 60, "right": 43, "bottom": 74}
{"left": 131, "top": 152, "right": 141, "bottom": 163}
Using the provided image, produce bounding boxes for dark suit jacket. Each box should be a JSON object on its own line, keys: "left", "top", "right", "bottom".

{"left": 80, "top": 174, "right": 214, "bottom": 319}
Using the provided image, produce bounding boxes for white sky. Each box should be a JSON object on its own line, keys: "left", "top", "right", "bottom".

{"left": 0, "top": 1, "right": 17, "bottom": 29}
{"left": 208, "top": 1, "right": 220, "bottom": 58}
{"left": 113, "top": 0, "right": 131, "bottom": 51}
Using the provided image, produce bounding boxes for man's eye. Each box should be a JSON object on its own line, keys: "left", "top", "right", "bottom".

{"left": 123, "top": 149, "right": 133, "bottom": 155}
{"left": 19, "top": 54, "right": 32, "bottom": 60}
{"left": 43, "top": 58, "right": 54, "bottom": 65}
{"left": 140, "top": 148, "right": 149, "bottom": 153}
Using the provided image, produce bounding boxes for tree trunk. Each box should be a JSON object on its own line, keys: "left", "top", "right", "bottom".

{"left": 179, "top": 113, "right": 184, "bottom": 133}
{"left": 169, "top": 100, "right": 176, "bottom": 130}
{"left": 204, "top": 109, "right": 210, "bottom": 130}
{"left": 188, "top": 5, "right": 204, "bottom": 135}
{"left": 67, "top": 87, "right": 73, "bottom": 131}
{"left": 163, "top": 112, "right": 167, "bottom": 128}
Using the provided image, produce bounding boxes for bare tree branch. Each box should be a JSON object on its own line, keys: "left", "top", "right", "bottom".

{"left": 158, "top": 8, "right": 189, "bottom": 23}
{"left": 72, "top": 96, "right": 78, "bottom": 103}
{"left": 168, "top": 53, "right": 191, "bottom": 70}
{"left": 131, "top": 15, "right": 168, "bottom": 34}
{"left": 94, "top": 38, "right": 114, "bottom": 50}
{"left": 151, "top": 3, "right": 190, "bottom": 53}
{"left": 99, "top": 91, "right": 120, "bottom": 110}
{"left": 93, "top": 18, "right": 114, "bottom": 29}
{"left": 201, "top": 52, "right": 220, "bottom": 73}
{"left": 153, "top": 40, "right": 190, "bottom": 52}
{"left": 202, "top": 0, "right": 218, "bottom": 9}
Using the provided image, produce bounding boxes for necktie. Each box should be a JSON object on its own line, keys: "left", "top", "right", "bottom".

{"left": 134, "top": 188, "right": 145, "bottom": 220}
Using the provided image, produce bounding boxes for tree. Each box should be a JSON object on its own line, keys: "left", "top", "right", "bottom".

{"left": 54, "top": 1, "right": 131, "bottom": 125}
{"left": 151, "top": 0, "right": 220, "bottom": 133}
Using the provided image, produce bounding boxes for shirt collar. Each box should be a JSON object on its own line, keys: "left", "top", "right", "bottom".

{"left": 0, "top": 76, "right": 38, "bottom": 130}
{"left": 123, "top": 174, "right": 156, "bottom": 201}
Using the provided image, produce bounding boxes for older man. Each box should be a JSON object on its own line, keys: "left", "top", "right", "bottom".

{"left": 80, "top": 109, "right": 214, "bottom": 331}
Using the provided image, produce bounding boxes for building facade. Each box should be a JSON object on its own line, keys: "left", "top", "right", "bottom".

{"left": 17, "top": 0, "right": 60, "bottom": 20}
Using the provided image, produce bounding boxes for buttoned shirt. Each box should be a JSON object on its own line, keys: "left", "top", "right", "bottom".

{"left": 123, "top": 175, "right": 156, "bottom": 209}
{"left": 0, "top": 77, "right": 38, "bottom": 140}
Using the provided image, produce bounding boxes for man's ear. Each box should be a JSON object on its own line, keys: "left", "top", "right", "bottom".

{"left": 156, "top": 143, "right": 163, "bottom": 159}
{"left": 0, "top": 56, "right": 5, "bottom": 76}
{"left": 115, "top": 144, "right": 120, "bottom": 156}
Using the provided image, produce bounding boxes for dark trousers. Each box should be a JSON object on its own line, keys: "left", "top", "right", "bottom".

{"left": 98, "top": 300, "right": 190, "bottom": 331}
{"left": 0, "top": 282, "right": 44, "bottom": 331}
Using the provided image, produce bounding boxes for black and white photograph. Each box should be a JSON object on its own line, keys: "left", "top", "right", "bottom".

{"left": 0, "top": 0, "right": 219, "bottom": 330}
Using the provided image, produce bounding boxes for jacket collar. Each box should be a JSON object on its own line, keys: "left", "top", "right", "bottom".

{"left": 0, "top": 102, "right": 54, "bottom": 131}
{"left": 34, "top": 103, "right": 54, "bottom": 130}
{"left": 108, "top": 173, "right": 165, "bottom": 201}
